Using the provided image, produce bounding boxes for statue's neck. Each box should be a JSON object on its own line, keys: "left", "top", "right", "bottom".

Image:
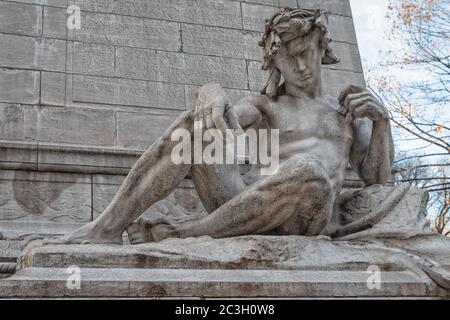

{"left": 285, "top": 77, "right": 323, "bottom": 100}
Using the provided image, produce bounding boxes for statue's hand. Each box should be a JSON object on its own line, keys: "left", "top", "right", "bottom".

{"left": 194, "top": 83, "right": 243, "bottom": 134}
{"left": 338, "top": 85, "right": 389, "bottom": 122}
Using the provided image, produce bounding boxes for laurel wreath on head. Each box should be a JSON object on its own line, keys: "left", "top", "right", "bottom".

{"left": 258, "top": 8, "right": 340, "bottom": 97}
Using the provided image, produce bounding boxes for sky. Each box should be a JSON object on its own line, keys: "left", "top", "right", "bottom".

{"left": 349, "top": 0, "right": 391, "bottom": 72}
{"left": 349, "top": 0, "right": 449, "bottom": 220}
{"left": 349, "top": 0, "right": 448, "bottom": 156}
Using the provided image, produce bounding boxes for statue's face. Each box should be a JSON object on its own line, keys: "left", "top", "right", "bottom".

{"left": 273, "top": 29, "right": 323, "bottom": 89}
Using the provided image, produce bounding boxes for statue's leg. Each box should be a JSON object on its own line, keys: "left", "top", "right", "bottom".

{"left": 49, "top": 111, "right": 195, "bottom": 244}
{"left": 191, "top": 164, "right": 247, "bottom": 213}
{"left": 151, "top": 154, "right": 334, "bottom": 241}
{"left": 127, "top": 149, "right": 248, "bottom": 244}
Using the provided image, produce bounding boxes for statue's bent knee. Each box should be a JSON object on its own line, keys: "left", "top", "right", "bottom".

{"left": 275, "top": 155, "right": 333, "bottom": 236}
{"left": 281, "top": 155, "right": 330, "bottom": 184}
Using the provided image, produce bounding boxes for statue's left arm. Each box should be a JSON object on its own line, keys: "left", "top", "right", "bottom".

{"left": 341, "top": 85, "right": 395, "bottom": 186}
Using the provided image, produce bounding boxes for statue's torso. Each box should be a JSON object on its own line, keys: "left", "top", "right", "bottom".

{"left": 260, "top": 95, "right": 354, "bottom": 194}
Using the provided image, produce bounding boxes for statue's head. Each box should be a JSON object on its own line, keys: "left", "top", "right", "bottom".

{"left": 259, "top": 8, "right": 340, "bottom": 97}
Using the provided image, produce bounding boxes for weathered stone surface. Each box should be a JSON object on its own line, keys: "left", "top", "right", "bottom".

{"left": 74, "top": 12, "right": 181, "bottom": 51}
{"left": 18, "top": 234, "right": 449, "bottom": 276}
{"left": 8, "top": 184, "right": 448, "bottom": 297}
{"left": 44, "top": 7, "right": 181, "bottom": 51}
{"left": 0, "top": 35, "right": 66, "bottom": 72}
{"left": 93, "top": 175, "right": 206, "bottom": 220}
{"left": 0, "top": 221, "right": 84, "bottom": 240}
{"left": 182, "top": 24, "right": 262, "bottom": 60}
{"left": 1, "top": 0, "right": 366, "bottom": 177}
{"left": 0, "top": 142, "right": 145, "bottom": 174}
{"left": 70, "top": 0, "right": 115, "bottom": 13}
{"left": 0, "top": 2, "right": 42, "bottom": 37}
{"left": 0, "top": 104, "right": 38, "bottom": 141}
{"left": 321, "top": 68, "right": 366, "bottom": 97}
{"left": 0, "top": 34, "right": 37, "bottom": 69}
{"left": 4, "top": 267, "right": 446, "bottom": 298}
{"left": 0, "top": 69, "right": 40, "bottom": 104}
{"left": 0, "top": 4, "right": 385, "bottom": 281}
{"left": 242, "top": 8, "right": 357, "bottom": 44}
{"left": 115, "top": 47, "right": 248, "bottom": 89}
{"left": 329, "top": 42, "right": 363, "bottom": 72}
{"left": 35, "top": 39, "right": 67, "bottom": 72}
{"left": 297, "top": 0, "right": 352, "bottom": 17}
{"left": 72, "top": 75, "right": 186, "bottom": 110}
{"left": 116, "top": 112, "right": 179, "bottom": 149}
{"left": 10, "top": 226, "right": 450, "bottom": 298}
{"left": 114, "top": 0, "right": 242, "bottom": 29}
{"left": 41, "top": 72, "right": 66, "bottom": 106}
{"left": 326, "top": 184, "right": 430, "bottom": 240}
{"left": 43, "top": 6, "right": 67, "bottom": 40}
{"left": 0, "top": 141, "right": 38, "bottom": 171}
{"left": 0, "top": 239, "right": 22, "bottom": 260}
{"left": 246, "top": 60, "right": 265, "bottom": 91}
{"left": 243, "top": 0, "right": 279, "bottom": 6}
{"left": 279, "top": 0, "right": 297, "bottom": 8}
{"left": 327, "top": 14, "right": 358, "bottom": 44}
{"left": 37, "top": 107, "right": 116, "bottom": 146}
{"left": 36, "top": 143, "right": 141, "bottom": 174}
{"left": 242, "top": 2, "right": 279, "bottom": 32}
{"left": 70, "top": 42, "right": 115, "bottom": 77}
{"left": 0, "top": 170, "right": 92, "bottom": 223}
{"left": 185, "top": 85, "right": 258, "bottom": 110}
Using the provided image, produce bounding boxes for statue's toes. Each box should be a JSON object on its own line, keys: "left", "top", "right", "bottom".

{"left": 126, "top": 222, "right": 141, "bottom": 236}
{"left": 126, "top": 220, "right": 155, "bottom": 244}
{"left": 128, "top": 235, "right": 146, "bottom": 245}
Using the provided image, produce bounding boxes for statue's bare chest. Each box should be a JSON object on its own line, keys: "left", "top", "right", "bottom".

{"left": 269, "top": 96, "right": 352, "bottom": 145}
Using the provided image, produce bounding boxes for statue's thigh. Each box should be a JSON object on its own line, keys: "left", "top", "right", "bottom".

{"left": 271, "top": 155, "right": 334, "bottom": 236}
{"left": 191, "top": 164, "right": 247, "bottom": 213}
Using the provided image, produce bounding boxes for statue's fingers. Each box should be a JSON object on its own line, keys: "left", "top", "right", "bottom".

{"left": 212, "top": 106, "right": 229, "bottom": 134}
{"left": 348, "top": 96, "right": 373, "bottom": 114}
{"left": 344, "top": 92, "right": 372, "bottom": 110}
{"left": 205, "top": 112, "right": 214, "bottom": 129}
{"left": 338, "top": 85, "right": 354, "bottom": 105}
{"left": 225, "top": 108, "right": 244, "bottom": 133}
{"left": 338, "top": 84, "right": 365, "bottom": 106}
{"left": 351, "top": 104, "right": 374, "bottom": 119}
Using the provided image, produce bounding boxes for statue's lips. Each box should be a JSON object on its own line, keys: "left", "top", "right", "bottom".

{"left": 296, "top": 74, "right": 312, "bottom": 81}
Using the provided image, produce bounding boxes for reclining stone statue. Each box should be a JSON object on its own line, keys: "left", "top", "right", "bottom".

{"left": 52, "top": 8, "right": 396, "bottom": 245}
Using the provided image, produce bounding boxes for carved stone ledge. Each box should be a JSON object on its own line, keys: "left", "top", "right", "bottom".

{"left": 0, "top": 140, "right": 142, "bottom": 175}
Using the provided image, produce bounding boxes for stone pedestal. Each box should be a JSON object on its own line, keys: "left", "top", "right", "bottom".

{"left": 1, "top": 235, "right": 449, "bottom": 298}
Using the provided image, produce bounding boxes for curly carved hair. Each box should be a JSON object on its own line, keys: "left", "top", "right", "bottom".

{"left": 259, "top": 8, "right": 340, "bottom": 97}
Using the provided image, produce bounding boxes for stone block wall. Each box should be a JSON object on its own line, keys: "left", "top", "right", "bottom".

{"left": 0, "top": 0, "right": 364, "bottom": 238}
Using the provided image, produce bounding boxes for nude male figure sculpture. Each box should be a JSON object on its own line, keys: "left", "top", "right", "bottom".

{"left": 54, "top": 8, "right": 394, "bottom": 245}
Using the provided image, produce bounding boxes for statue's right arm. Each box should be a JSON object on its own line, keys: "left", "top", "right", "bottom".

{"left": 228, "top": 95, "right": 272, "bottom": 129}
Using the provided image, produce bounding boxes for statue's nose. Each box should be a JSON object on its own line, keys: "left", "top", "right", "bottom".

{"left": 296, "top": 57, "right": 307, "bottom": 73}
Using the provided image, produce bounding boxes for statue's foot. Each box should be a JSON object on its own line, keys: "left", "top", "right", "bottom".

{"left": 126, "top": 218, "right": 177, "bottom": 244}
{"left": 126, "top": 218, "right": 155, "bottom": 244}
{"left": 43, "top": 221, "right": 123, "bottom": 245}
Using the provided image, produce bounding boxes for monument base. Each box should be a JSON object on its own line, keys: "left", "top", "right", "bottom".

{"left": 1, "top": 235, "right": 449, "bottom": 298}
{"left": 2, "top": 267, "right": 446, "bottom": 299}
